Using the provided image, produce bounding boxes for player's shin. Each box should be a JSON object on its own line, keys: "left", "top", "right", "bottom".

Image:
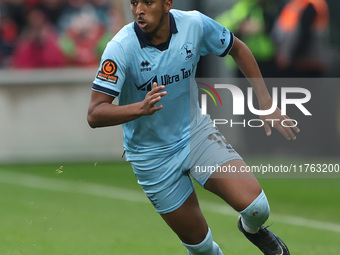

{"left": 182, "top": 228, "right": 223, "bottom": 255}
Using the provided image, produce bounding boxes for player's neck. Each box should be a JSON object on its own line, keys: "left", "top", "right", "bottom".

{"left": 145, "top": 13, "right": 170, "bottom": 46}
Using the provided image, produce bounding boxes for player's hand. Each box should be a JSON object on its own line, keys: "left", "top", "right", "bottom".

{"left": 260, "top": 107, "right": 300, "bottom": 140}
{"left": 140, "top": 82, "right": 167, "bottom": 115}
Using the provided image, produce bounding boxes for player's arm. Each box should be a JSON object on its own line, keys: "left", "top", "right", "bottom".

{"left": 229, "top": 36, "right": 300, "bottom": 140}
{"left": 87, "top": 83, "right": 167, "bottom": 128}
{"left": 229, "top": 37, "right": 271, "bottom": 104}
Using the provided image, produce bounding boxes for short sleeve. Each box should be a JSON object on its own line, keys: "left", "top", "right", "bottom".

{"left": 92, "top": 40, "right": 127, "bottom": 97}
{"left": 198, "top": 12, "right": 234, "bottom": 57}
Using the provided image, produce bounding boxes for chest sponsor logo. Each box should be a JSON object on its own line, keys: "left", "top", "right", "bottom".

{"left": 135, "top": 66, "right": 194, "bottom": 91}
{"left": 135, "top": 76, "right": 158, "bottom": 91}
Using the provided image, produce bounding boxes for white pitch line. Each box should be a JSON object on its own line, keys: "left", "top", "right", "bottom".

{"left": 1, "top": 169, "right": 340, "bottom": 233}
{"left": 0, "top": 169, "right": 148, "bottom": 203}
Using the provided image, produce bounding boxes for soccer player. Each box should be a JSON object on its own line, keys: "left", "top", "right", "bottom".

{"left": 87, "top": 0, "right": 298, "bottom": 254}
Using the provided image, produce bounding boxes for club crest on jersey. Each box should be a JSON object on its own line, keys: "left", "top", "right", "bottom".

{"left": 181, "top": 43, "right": 195, "bottom": 60}
{"left": 97, "top": 59, "right": 119, "bottom": 84}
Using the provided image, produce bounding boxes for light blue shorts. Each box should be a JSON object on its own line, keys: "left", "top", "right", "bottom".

{"left": 130, "top": 124, "right": 242, "bottom": 214}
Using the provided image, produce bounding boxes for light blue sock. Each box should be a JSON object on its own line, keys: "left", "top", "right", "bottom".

{"left": 182, "top": 228, "right": 223, "bottom": 255}
{"left": 239, "top": 190, "right": 270, "bottom": 234}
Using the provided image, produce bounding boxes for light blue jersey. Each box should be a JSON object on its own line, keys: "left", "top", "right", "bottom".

{"left": 92, "top": 9, "right": 234, "bottom": 161}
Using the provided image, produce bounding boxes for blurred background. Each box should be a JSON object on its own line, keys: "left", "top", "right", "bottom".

{"left": 0, "top": 0, "right": 339, "bottom": 163}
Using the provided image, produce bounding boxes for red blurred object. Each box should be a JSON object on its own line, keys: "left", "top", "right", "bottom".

{"left": 12, "top": 9, "right": 66, "bottom": 68}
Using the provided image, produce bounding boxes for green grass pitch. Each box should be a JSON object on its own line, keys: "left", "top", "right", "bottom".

{"left": 0, "top": 157, "right": 339, "bottom": 255}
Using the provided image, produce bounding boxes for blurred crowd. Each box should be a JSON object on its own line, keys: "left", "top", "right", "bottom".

{"left": 1, "top": 0, "right": 339, "bottom": 77}
{"left": 216, "top": 0, "right": 338, "bottom": 78}
{"left": 0, "top": 0, "right": 126, "bottom": 69}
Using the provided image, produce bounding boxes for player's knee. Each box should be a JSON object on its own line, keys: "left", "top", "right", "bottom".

{"left": 182, "top": 228, "right": 223, "bottom": 255}
{"left": 239, "top": 190, "right": 270, "bottom": 232}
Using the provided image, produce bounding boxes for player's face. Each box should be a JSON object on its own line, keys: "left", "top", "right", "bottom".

{"left": 130, "top": 0, "right": 172, "bottom": 35}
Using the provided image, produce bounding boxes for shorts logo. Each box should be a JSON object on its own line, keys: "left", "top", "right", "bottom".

{"left": 97, "top": 59, "right": 119, "bottom": 84}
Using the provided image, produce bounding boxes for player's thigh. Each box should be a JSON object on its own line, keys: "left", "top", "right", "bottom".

{"left": 130, "top": 144, "right": 194, "bottom": 214}
{"left": 204, "top": 159, "right": 262, "bottom": 212}
{"left": 188, "top": 125, "right": 261, "bottom": 211}
{"left": 160, "top": 190, "right": 209, "bottom": 245}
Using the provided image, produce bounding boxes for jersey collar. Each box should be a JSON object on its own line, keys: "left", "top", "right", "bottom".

{"left": 134, "top": 12, "right": 178, "bottom": 51}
